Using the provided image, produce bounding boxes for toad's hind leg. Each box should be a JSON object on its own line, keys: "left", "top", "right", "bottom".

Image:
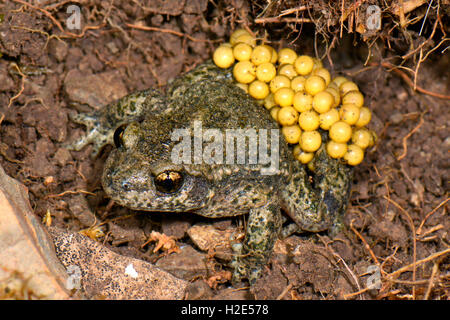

{"left": 66, "top": 89, "right": 167, "bottom": 157}
{"left": 231, "top": 201, "right": 281, "bottom": 285}
{"left": 280, "top": 143, "right": 353, "bottom": 237}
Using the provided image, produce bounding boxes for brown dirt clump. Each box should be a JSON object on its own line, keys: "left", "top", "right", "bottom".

{"left": 0, "top": 0, "right": 448, "bottom": 299}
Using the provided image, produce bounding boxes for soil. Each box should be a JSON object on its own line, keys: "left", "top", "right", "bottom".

{"left": 0, "top": 1, "right": 448, "bottom": 300}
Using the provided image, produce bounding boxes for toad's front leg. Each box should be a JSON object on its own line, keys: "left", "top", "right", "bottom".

{"left": 280, "top": 142, "right": 353, "bottom": 237}
{"left": 66, "top": 89, "right": 167, "bottom": 157}
{"left": 231, "top": 201, "right": 281, "bottom": 285}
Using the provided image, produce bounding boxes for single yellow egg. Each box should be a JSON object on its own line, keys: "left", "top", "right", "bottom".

{"left": 300, "top": 130, "right": 322, "bottom": 152}
{"left": 368, "top": 130, "right": 377, "bottom": 147}
{"left": 339, "top": 103, "right": 361, "bottom": 125}
{"left": 329, "top": 121, "right": 352, "bottom": 143}
{"left": 278, "top": 63, "right": 298, "bottom": 79}
{"left": 327, "top": 81, "right": 339, "bottom": 90}
{"left": 282, "top": 125, "right": 302, "bottom": 144}
{"left": 233, "top": 42, "right": 253, "bottom": 61}
{"left": 269, "top": 75, "right": 291, "bottom": 93}
{"left": 270, "top": 46, "right": 278, "bottom": 63}
{"left": 339, "top": 81, "right": 359, "bottom": 96}
{"left": 233, "top": 61, "right": 256, "bottom": 84}
{"left": 294, "top": 55, "right": 314, "bottom": 75}
{"left": 297, "top": 150, "right": 314, "bottom": 164}
{"left": 331, "top": 76, "right": 348, "bottom": 88}
{"left": 293, "top": 92, "right": 313, "bottom": 112}
{"left": 270, "top": 106, "right": 281, "bottom": 122}
{"left": 298, "top": 110, "right": 320, "bottom": 131}
{"left": 235, "top": 82, "right": 248, "bottom": 93}
{"left": 248, "top": 80, "right": 270, "bottom": 100}
{"left": 352, "top": 128, "right": 372, "bottom": 149}
{"left": 255, "top": 99, "right": 265, "bottom": 106}
{"left": 263, "top": 93, "right": 276, "bottom": 110}
{"left": 305, "top": 75, "right": 326, "bottom": 96}
{"left": 234, "top": 33, "right": 256, "bottom": 47}
{"left": 277, "top": 48, "right": 297, "bottom": 65}
{"left": 325, "top": 87, "right": 340, "bottom": 108}
{"left": 326, "top": 140, "right": 348, "bottom": 158}
{"left": 293, "top": 144, "right": 302, "bottom": 156}
{"left": 355, "top": 106, "right": 372, "bottom": 127}
{"left": 251, "top": 45, "right": 273, "bottom": 65}
{"left": 319, "top": 108, "right": 340, "bottom": 130}
{"left": 274, "top": 88, "right": 295, "bottom": 107}
{"left": 312, "top": 57, "right": 323, "bottom": 70}
{"left": 312, "top": 67, "right": 331, "bottom": 86}
{"left": 213, "top": 45, "right": 235, "bottom": 69}
{"left": 344, "top": 144, "right": 364, "bottom": 166}
{"left": 291, "top": 76, "right": 306, "bottom": 92}
{"left": 230, "top": 28, "right": 251, "bottom": 45}
{"left": 312, "top": 91, "right": 334, "bottom": 114}
{"left": 342, "top": 90, "right": 364, "bottom": 108}
{"left": 277, "top": 106, "right": 299, "bottom": 126}
{"left": 256, "top": 62, "right": 277, "bottom": 82}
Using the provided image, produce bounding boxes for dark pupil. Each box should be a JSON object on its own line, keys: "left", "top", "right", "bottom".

{"left": 155, "top": 171, "right": 183, "bottom": 193}
{"left": 113, "top": 124, "right": 127, "bottom": 148}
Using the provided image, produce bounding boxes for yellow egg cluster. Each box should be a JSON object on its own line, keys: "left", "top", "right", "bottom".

{"left": 213, "top": 28, "right": 377, "bottom": 166}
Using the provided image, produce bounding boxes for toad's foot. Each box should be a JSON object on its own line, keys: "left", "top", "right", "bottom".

{"left": 281, "top": 141, "right": 353, "bottom": 235}
{"left": 231, "top": 201, "right": 281, "bottom": 285}
{"left": 66, "top": 89, "right": 167, "bottom": 157}
{"left": 66, "top": 111, "right": 114, "bottom": 157}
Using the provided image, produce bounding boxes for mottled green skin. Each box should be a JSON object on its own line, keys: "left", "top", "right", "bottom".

{"left": 68, "top": 61, "right": 352, "bottom": 284}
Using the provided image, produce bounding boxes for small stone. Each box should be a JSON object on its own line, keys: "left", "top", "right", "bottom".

{"left": 187, "top": 224, "right": 240, "bottom": 261}
{"left": 155, "top": 245, "right": 209, "bottom": 280}
{"left": 53, "top": 148, "right": 72, "bottom": 167}
{"left": 64, "top": 69, "right": 127, "bottom": 109}
{"left": 0, "top": 63, "right": 15, "bottom": 91}
{"left": 185, "top": 280, "right": 214, "bottom": 300}
{"left": 161, "top": 216, "right": 191, "bottom": 239}
{"left": 184, "top": 0, "right": 208, "bottom": 14}
{"left": 389, "top": 112, "right": 403, "bottom": 124}
{"left": 49, "top": 39, "right": 68, "bottom": 62}
{"left": 43, "top": 176, "right": 55, "bottom": 186}
{"left": 106, "top": 41, "right": 119, "bottom": 54}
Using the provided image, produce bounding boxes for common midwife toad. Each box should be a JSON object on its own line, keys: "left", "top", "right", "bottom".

{"left": 68, "top": 61, "right": 352, "bottom": 284}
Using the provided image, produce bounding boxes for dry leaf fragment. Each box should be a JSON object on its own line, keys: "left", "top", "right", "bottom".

{"left": 145, "top": 231, "right": 181, "bottom": 254}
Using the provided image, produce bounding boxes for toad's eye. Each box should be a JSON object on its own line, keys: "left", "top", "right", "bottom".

{"left": 113, "top": 124, "right": 128, "bottom": 148}
{"left": 154, "top": 171, "right": 184, "bottom": 194}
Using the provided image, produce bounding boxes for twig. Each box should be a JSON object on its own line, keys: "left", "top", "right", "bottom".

{"left": 374, "top": 62, "right": 450, "bottom": 100}
{"left": 276, "top": 283, "right": 293, "bottom": 300}
{"left": 402, "top": 8, "right": 439, "bottom": 60}
{"left": 125, "top": 23, "right": 217, "bottom": 43}
{"left": 45, "top": 189, "right": 96, "bottom": 198}
{"left": 417, "top": 198, "right": 449, "bottom": 235}
{"left": 424, "top": 262, "right": 439, "bottom": 300}
{"left": 349, "top": 219, "right": 380, "bottom": 266}
{"left": 419, "top": 0, "right": 433, "bottom": 36}
{"left": 385, "top": 248, "right": 449, "bottom": 279}
{"left": 279, "top": 6, "right": 308, "bottom": 17}
{"left": 7, "top": 63, "right": 26, "bottom": 109}
{"left": 11, "top": 25, "right": 63, "bottom": 49}
{"left": 397, "top": 113, "right": 425, "bottom": 161}
{"left": 254, "top": 17, "right": 312, "bottom": 24}
{"left": 383, "top": 196, "right": 417, "bottom": 299}
{"left": 399, "top": 0, "right": 406, "bottom": 28}
{"left": 340, "top": 0, "right": 345, "bottom": 38}
{"left": 343, "top": 286, "right": 372, "bottom": 299}
{"left": 318, "top": 235, "right": 363, "bottom": 298}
